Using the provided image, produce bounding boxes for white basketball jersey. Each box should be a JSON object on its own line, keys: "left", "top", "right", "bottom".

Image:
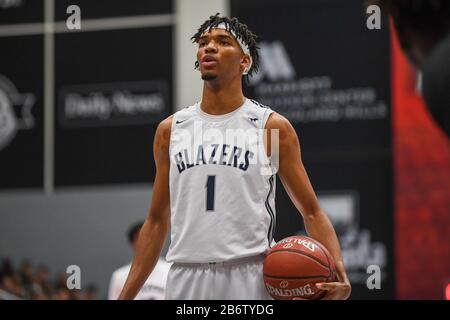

{"left": 166, "top": 98, "right": 276, "bottom": 263}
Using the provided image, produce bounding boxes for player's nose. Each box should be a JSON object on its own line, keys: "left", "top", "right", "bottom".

{"left": 204, "top": 40, "right": 218, "bottom": 53}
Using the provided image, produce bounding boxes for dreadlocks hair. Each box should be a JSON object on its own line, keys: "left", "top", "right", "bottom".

{"left": 191, "top": 13, "right": 260, "bottom": 78}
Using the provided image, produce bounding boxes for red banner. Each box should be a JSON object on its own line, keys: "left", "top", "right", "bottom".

{"left": 391, "top": 24, "right": 450, "bottom": 300}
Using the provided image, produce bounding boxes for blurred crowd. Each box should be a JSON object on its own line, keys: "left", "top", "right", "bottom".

{"left": 0, "top": 258, "right": 98, "bottom": 300}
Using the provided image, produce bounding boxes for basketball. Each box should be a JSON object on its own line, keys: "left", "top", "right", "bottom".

{"left": 263, "top": 235, "right": 337, "bottom": 300}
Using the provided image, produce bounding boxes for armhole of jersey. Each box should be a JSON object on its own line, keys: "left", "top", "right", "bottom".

{"left": 261, "top": 108, "right": 274, "bottom": 130}
{"left": 168, "top": 115, "right": 176, "bottom": 161}
{"left": 257, "top": 107, "right": 274, "bottom": 177}
{"left": 261, "top": 108, "right": 274, "bottom": 156}
{"left": 261, "top": 108, "right": 278, "bottom": 176}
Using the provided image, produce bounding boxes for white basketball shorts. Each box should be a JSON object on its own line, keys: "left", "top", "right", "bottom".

{"left": 165, "top": 254, "right": 273, "bottom": 300}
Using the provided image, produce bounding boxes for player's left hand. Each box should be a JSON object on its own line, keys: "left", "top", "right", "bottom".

{"left": 315, "top": 281, "right": 351, "bottom": 300}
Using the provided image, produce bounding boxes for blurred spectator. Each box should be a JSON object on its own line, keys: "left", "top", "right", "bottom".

{"left": 52, "top": 287, "right": 71, "bottom": 300}
{"left": 108, "top": 221, "right": 171, "bottom": 300}
{"left": 19, "top": 260, "right": 33, "bottom": 286}
{"left": 0, "top": 257, "right": 100, "bottom": 300}
{"left": 1, "top": 274, "right": 23, "bottom": 298}
{"left": 85, "top": 284, "right": 98, "bottom": 300}
{"left": 35, "top": 265, "right": 53, "bottom": 297}
{"left": 1, "top": 259, "right": 14, "bottom": 276}
{"left": 55, "top": 272, "right": 68, "bottom": 290}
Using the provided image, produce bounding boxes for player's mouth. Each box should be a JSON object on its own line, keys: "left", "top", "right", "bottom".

{"left": 201, "top": 55, "right": 218, "bottom": 68}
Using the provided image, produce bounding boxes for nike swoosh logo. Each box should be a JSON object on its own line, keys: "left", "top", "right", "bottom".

{"left": 176, "top": 119, "right": 187, "bottom": 124}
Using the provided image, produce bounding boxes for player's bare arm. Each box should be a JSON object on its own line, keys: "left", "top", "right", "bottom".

{"left": 118, "top": 116, "right": 173, "bottom": 300}
{"left": 266, "top": 112, "right": 352, "bottom": 300}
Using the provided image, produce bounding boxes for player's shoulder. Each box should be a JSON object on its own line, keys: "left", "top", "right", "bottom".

{"left": 247, "top": 98, "right": 271, "bottom": 110}
{"left": 173, "top": 103, "right": 197, "bottom": 119}
{"left": 157, "top": 103, "right": 196, "bottom": 127}
{"left": 161, "top": 103, "right": 197, "bottom": 129}
{"left": 244, "top": 98, "right": 275, "bottom": 121}
{"left": 246, "top": 99, "right": 271, "bottom": 114}
{"left": 244, "top": 99, "right": 292, "bottom": 130}
{"left": 154, "top": 116, "right": 173, "bottom": 149}
{"left": 156, "top": 115, "right": 173, "bottom": 134}
{"left": 264, "top": 111, "right": 294, "bottom": 136}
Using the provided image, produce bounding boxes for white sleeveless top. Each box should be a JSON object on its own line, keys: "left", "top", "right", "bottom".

{"left": 166, "top": 98, "right": 276, "bottom": 263}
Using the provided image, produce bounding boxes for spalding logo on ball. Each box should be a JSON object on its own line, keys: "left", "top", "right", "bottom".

{"left": 263, "top": 235, "right": 337, "bottom": 300}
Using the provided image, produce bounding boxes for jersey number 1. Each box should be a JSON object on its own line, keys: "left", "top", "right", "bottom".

{"left": 205, "top": 175, "right": 216, "bottom": 211}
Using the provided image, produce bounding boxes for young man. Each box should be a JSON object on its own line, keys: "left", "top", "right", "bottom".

{"left": 109, "top": 222, "right": 171, "bottom": 300}
{"left": 119, "top": 14, "right": 351, "bottom": 300}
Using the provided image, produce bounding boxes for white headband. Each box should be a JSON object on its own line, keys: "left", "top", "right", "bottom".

{"left": 213, "top": 22, "right": 253, "bottom": 75}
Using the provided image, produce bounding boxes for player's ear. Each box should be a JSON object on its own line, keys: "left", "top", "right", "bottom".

{"left": 241, "top": 54, "right": 251, "bottom": 75}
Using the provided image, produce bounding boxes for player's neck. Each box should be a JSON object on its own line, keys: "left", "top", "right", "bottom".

{"left": 201, "top": 78, "right": 245, "bottom": 115}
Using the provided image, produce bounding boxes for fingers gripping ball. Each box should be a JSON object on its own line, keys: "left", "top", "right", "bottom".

{"left": 263, "top": 236, "right": 337, "bottom": 300}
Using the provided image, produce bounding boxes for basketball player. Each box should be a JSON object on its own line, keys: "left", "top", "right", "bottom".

{"left": 108, "top": 222, "right": 171, "bottom": 300}
{"left": 118, "top": 14, "right": 351, "bottom": 300}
